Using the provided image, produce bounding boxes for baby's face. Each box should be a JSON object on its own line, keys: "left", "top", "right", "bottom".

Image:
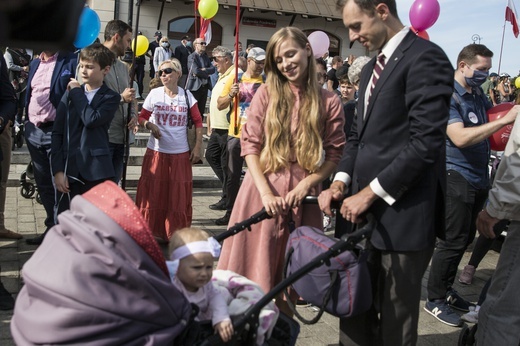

{"left": 177, "top": 252, "right": 214, "bottom": 292}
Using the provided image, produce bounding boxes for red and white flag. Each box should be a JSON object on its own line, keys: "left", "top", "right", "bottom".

{"left": 200, "top": 19, "right": 212, "bottom": 45}
{"left": 506, "top": 0, "right": 519, "bottom": 38}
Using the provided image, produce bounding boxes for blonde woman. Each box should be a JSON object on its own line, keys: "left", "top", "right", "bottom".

{"left": 136, "top": 58, "right": 203, "bottom": 242}
{"left": 216, "top": 27, "right": 345, "bottom": 313}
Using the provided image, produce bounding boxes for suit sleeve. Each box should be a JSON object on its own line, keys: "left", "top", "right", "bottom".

{"left": 0, "top": 55, "right": 17, "bottom": 126}
{"left": 51, "top": 92, "right": 69, "bottom": 175}
{"left": 376, "top": 44, "right": 453, "bottom": 200}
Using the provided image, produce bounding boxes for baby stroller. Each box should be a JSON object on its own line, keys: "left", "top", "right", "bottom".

{"left": 179, "top": 197, "right": 374, "bottom": 346}
{"left": 19, "top": 161, "right": 42, "bottom": 204}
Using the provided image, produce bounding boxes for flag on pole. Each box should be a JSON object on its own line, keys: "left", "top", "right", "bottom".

{"left": 200, "top": 19, "right": 212, "bottom": 45}
{"left": 506, "top": 0, "right": 519, "bottom": 38}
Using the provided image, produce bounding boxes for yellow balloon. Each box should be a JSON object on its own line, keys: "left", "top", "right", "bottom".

{"left": 131, "top": 35, "right": 149, "bottom": 57}
{"left": 198, "top": 0, "right": 219, "bottom": 19}
{"left": 515, "top": 77, "right": 520, "bottom": 89}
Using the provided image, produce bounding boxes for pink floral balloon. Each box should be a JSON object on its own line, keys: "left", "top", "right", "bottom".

{"left": 308, "top": 31, "right": 330, "bottom": 58}
{"left": 409, "top": 0, "right": 440, "bottom": 32}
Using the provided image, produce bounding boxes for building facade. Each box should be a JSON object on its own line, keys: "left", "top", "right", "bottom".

{"left": 88, "top": 0, "right": 368, "bottom": 61}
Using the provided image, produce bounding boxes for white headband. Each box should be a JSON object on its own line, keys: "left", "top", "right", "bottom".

{"left": 170, "top": 237, "right": 221, "bottom": 261}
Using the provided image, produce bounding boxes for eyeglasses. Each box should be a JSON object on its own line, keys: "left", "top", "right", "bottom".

{"left": 158, "top": 68, "right": 174, "bottom": 75}
{"left": 211, "top": 55, "right": 226, "bottom": 62}
{"left": 196, "top": 41, "right": 207, "bottom": 45}
{"left": 251, "top": 59, "right": 265, "bottom": 65}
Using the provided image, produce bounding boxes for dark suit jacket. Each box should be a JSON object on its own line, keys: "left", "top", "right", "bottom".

{"left": 0, "top": 55, "right": 17, "bottom": 163}
{"left": 51, "top": 84, "right": 120, "bottom": 183}
{"left": 186, "top": 51, "right": 215, "bottom": 91}
{"left": 25, "top": 51, "right": 78, "bottom": 118}
{"left": 338, "top": 30, "right": 454, "bottom": 252}
{"left": 174, "top": 44, "right": 193, "bottom": 75}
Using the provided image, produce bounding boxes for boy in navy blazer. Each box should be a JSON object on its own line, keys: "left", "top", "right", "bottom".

{"left": 51, "top": 43, "right": 120, "bottom": 212}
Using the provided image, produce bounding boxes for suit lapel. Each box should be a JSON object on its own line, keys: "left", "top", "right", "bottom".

{"left": 51, "top": 53, "right": 65, "bottom": 91}
{"left": 90, "top": 84, "right": 108, "bottom": 109}
{"left": 358, "top": 31, "right": 416, "bottom": 139}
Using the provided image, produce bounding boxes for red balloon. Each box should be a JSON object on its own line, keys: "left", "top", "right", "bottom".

{"left": 487, "top": 102, "right": 515, "bottom": 151}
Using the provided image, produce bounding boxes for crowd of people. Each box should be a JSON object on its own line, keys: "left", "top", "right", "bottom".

{"left": 0, "top": 0, "right": 519, "bottom": 344}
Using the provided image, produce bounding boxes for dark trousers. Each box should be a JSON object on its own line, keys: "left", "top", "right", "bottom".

{"left": 190, "top": 85, "right": 209, "bottom": 117}
{"left": 205, "top": 129, "right": 229, "bottom": 199}
{"left": 340, "top": 242, "right": 434, "bottom": 346}
{"left": 56, "top": 175, "right": 112, "bottom": 215}
{"left": 427, "top": 170, "right": 489, "bottom": 300}
{"left": 24, "top": 121, "right": 55, "bottom": 230}
{"left": 224, "top": 136, "right": 243, "bottom": 211}
{"left": 135, "top": 63, "right": 145, "bottom": 97}
{"left": 109, "top": 142, "right": 125, "bottom": 184}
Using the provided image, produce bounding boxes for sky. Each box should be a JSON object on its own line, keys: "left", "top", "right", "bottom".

{"left": 394, "top": 0, "right": 520, "bottom": 75}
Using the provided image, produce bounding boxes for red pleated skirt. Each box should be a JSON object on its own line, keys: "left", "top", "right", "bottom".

{"left": 135, "top": 149, "right": 193, "bottom": 241}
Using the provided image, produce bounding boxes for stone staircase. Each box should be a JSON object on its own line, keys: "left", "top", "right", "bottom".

{"left": 8, "top": 125, "right": 221, "bottom": 190}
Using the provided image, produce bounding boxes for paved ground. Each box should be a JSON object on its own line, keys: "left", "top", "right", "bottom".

{"left": 0, "top": 179, "right": 499, "bottom": 345}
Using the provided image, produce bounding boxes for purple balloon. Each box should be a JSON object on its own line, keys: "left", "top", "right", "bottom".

{"left": 409, "top": 0, "right": 440, "bottom": 32}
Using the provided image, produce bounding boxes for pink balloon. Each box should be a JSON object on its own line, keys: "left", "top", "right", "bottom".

{"left": 409, "top": 0, "right": 440, "bottom": 31}
{"left": 308, "top": 31, "right": 330, "bottom": 58}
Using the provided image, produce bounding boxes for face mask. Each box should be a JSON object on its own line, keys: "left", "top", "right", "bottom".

{"left": 465, "top": 69, "right": 488, "bottom": 88}
{"left": 161, "top": 42, "right": 170, "bottom": 48}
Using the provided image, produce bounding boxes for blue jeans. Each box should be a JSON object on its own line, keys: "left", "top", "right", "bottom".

{"left": 109, "top": 142, "right": 125, "bottom": 184}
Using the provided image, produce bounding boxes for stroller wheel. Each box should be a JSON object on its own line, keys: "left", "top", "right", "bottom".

{"left": 20, "top": 183, "right": 35, "bottom": 198}
{"left": 458, "top": 323, "right": 477, "bottom": 346}
{"left": 35, "top": 193, "right": 43, "bottom": 205}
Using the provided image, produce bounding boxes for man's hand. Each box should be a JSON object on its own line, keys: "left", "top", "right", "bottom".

{"left": 476, "top": 209, "right": 500, "bottom": 239}
{"left": 340, "top": 186, "right": 378, "bottom": 224}
{"left": 147, "top": 123, "right": 161, "bottom": 139}
{"left": 318, "top": 182, "right": 345, "bottom": 216}
{"left": 54, "top": 172, "right": 70, "bottom": 193}
{"left": 121, "top": 87, "right": 136, "bottom": 103}
{"left": 502, "top": 104, "right": 520, "bottom": 124}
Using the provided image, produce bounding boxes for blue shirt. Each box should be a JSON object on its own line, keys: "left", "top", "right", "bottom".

{"left": 446, "top": 81, "right": 492, "bottom": 189}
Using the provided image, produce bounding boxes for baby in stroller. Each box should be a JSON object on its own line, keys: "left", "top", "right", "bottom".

{"left": 167, "top": 228, "right": 234, "bottom": 342}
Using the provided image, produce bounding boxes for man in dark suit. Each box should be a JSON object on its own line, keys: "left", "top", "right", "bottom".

{"left": 24, "top": 50, "right": 77, "bottom": 245}
{"left": 186, "top": 38, "right": 215, "bottom": 117}
{"left": 319, "top": 1, "right": 453, "bottom": 344}
{"left": 174, "top": 35, "right": 193, "bottom": 89}
{"left": 147, "top": 31, "right": 162, "bottom": 79}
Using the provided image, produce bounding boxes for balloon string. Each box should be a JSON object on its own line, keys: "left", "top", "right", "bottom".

{"left": 233, "top": 0, "right": 241, "bottom": 135}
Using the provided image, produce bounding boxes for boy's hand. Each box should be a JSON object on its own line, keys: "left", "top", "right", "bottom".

{"left": 67, "top": 78, "right": 81, "bottom": 91}
{"left": 215, "top": 320, "right": 233, "bottom": 342}
{"left": 54, "top": 172, "right": 70, "bottom": 193}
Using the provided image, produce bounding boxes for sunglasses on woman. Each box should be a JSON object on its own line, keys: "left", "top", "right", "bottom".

{"left": 158, "top": 68, "right": 174, "bottom": 75}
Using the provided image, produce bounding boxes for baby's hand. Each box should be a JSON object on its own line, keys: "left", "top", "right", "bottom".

{"left": 215, "top": 319, "right": 234, "bottom": 342}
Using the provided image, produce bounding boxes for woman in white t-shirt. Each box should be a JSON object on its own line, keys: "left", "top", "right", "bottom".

{"left": 137, "top": 58, "right": 203, "bottom": 242}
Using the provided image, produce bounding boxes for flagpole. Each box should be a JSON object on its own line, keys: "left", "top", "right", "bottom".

{"left": 498, "top": 20, "right": 506, "bottom": 75}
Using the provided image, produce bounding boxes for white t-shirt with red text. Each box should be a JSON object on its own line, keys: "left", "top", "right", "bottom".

{"left": 140, "top": 87, "right": 199, "bottom": 154}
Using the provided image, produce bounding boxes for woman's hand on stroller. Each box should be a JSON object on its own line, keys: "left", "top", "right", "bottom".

{"left": 285, "top": 180, "right": 310, "bottom": 209}
{"left": 54, "top": 172, "right": 70, "bottom": 193}
{"left": 261, "top": 192, "right": 287, "bottom": 216}
{"left": 215, "top": 319, "right": 234, "bottom": 342}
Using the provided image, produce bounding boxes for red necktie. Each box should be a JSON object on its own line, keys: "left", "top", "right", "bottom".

{"left": 369, "top": 52, "right": 386, "bottom": 102}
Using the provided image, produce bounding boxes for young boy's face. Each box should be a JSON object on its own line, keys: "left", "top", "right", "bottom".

{"left": 340, "top": 82, "right": 355, "bottom": 101}
{"left": 176, "top": 252, "right": 214, "bottom": 292}
{"left": 79, "top": 59, "right": 110, "bottom": 88}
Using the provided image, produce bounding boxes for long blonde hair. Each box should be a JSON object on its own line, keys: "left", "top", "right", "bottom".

{"left": 261, "top": 27, "right": 324, "bottom": 173}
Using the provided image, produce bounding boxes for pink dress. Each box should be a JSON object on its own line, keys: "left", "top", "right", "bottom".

{"left": 216, "top": 84, "right": 345, "bottom": 294}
